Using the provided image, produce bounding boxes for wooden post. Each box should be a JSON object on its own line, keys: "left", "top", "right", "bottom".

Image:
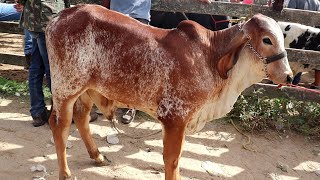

{"left": 0, "top": 22, "right": 23, "bottom": 35}
{"left": 0, "top": 53, "right": 24, "bottom": 66}
{"left": 286, "top": 48, "right": 320, "bottom": 64}
{"left": 70, "top": 0, "right": 101, "bottom": 4}
{"left": 243, "top": 83, "right": 320, "bottom": 103}
{"left": 254, "top": 0, "right": 268, "bottom": 5}
{"left": 272, "top": 0, "right": 284, "bottom": 11}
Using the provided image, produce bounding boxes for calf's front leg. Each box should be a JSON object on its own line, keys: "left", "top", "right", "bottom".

{"left": 162, "top": 122, "right": 186, "bottom": 180}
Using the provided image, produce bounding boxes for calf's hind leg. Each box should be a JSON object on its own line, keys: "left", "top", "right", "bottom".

{"left": 49, "top": 100, "right": 74, "bottom": 180}
{"left": 73, "top": 91, "right": 108, "bottom": 165}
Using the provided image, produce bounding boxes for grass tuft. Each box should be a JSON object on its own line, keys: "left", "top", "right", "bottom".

{"left": 227, "top": 91, "right": 320, "bottom": 138}
{"left": 0, "top": 77, "right": 51, "bottom": 99}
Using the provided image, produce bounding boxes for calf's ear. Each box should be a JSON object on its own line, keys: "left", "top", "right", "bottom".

{"left": 217, "top": 32, "right": 248, "bottom": 79}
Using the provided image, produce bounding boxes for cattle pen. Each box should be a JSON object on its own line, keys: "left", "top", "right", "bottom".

{"left": 1, "top": 0, "right": 320, "bottom": 103}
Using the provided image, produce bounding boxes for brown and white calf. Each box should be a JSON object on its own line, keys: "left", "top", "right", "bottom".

{"left": 46, "top": 4, "right": 292, "bottom": 180}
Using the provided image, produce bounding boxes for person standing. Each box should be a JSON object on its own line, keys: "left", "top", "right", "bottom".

{"left": 286, "top": 0, "right": 320, "bottom": 11}
{"left": 102, "top": 0, "right": 151, "bottom": 25}
{"left": 16, "top": 0, "right": 66, "bottom": 127}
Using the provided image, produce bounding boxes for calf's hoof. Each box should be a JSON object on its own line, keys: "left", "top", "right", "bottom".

{"left": 59, "top": 174, "right": 72, "bottom": 180}
{"left": 95, "top": 154, "right": 111, "bottom": 166}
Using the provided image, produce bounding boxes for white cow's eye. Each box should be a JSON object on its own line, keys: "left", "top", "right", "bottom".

{"left": 263, "top": 38, "right": 272, "bottom": 45}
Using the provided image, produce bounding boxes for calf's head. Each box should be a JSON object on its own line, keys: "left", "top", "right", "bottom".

{"left": 242, "top": 14, "right": 293, "bottom": 84}
{"left": 217, "top": 14, "right": 293, "bottom": 84}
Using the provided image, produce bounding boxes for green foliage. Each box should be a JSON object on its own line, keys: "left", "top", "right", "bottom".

{"left": 0, "top": 77, "right": 51, "bottom": 99}
{"left": 227, "top": 91, "right": 320, "bottom": 138}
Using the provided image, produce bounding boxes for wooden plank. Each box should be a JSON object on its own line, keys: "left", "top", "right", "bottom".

{"left": 151, "top": 0, "right": 320, "bottom": 26}
{"left": 243, "top": 83, "right": 320, "bottom": 103}
{"left": 286, "top": 48, "right": 320, "bottom": 65}
{"left": 0, "top": 53, "right": 24, "bottom": 66}
{"left": 254, "top": 0, "right": 269, "bottom": 5}
{"left": 0, "top": 21, "right": 23, "bottom": 35}
{"left": 70, "top": 0, "right": 101, "bottom": 4}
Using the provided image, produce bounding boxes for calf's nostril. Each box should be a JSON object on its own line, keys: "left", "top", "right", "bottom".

{"left": 286, "top": 75, "right": 293, "bottom": 84}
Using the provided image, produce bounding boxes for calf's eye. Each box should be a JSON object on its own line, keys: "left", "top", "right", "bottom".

{"left": 263, "top": 38, "right": 272, "bottom": 45}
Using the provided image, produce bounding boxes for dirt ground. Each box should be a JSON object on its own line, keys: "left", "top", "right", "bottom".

{"left": 0, "top": 93, "right": 320, "bottom": 180}
{"left": 1, "top": 33, "right": 320, "bottom": 180}
{"left": 0, "top": 64, "right": 319, "bottom": 180}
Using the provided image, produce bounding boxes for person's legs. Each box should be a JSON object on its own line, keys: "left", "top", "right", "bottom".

{"left": 24, "top": 29, "right": 32, "bottom": 55}
{"left": 24, "top": 29, "right": 32, "bottom": 69}
{"left": 0, "top": 3, "right": 21, "bottom": 21}
{"left": 28, "top": 31, "right": 48, "bottom": 127}
{"left": 35, "top": 32, "right": 51, "bottom": 90}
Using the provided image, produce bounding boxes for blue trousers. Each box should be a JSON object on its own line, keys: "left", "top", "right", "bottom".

{"left": 0, "top": 3, "right": 32, "bottom": 55}
{"left": 24, "top": 29, "right": 32, "bottom": 55}
{"left": 28, "top": 31, "right": 51, "bottom": 118}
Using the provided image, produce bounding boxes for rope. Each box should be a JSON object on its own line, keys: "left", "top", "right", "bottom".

{"left": 231, "top": 119, "right": 257, "bottom": 152}
{"left": 210, "top": 16, "right": 247, "bottom": 27}
{"left": 250, "top": 3, "right": 253, "bottom": 18}
{"left": 277, "top": 84, "right": 320, "bottom": 95}
{"left": 111, "top": 118, "right": 162, "bottom": 139}
{"left": 181, "top": 12, "right": 247, "bottom": 30}
{"left": 181, "top": 12, "right": 189, "bottom": 20}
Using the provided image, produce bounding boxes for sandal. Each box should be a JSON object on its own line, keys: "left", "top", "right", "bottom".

{"left": 120, "top": 109, "right": 136, "bottom": 124}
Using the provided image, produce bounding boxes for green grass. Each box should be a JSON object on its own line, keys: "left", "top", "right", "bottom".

{"left": 0, "top": 76, "right": 51, "bottom": 99}
{"left": 227, "top": 91, "right": 320, "bottom": 138}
